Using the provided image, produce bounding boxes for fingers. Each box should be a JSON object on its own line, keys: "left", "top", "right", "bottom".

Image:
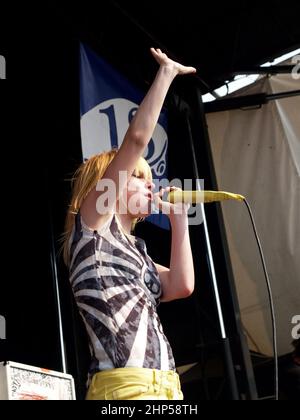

{"left": 153, "top": 186, "right": 190, "bottom": 217}
{"left": 150, "top": 47, "right": 162, "bottom": 56}
{"left": 150, "top": 47, "right": 166, "bottom": 65}
{"left": 178, "top": 65, "right": 197, "bottom": 75}
{"left": 158, "top": 186, "right": 180, "bottom": 199}
{"left": 186, "top": 66, "right": 197, "bottom": 73}
{"left": 150, "top": 47, "right": 162, "bottom": 53}
{"left": 150, "top": 47, "right": 197, "bottom": 75}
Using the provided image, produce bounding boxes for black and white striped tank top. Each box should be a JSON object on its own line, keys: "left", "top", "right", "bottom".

{"left": 69, "top": 213, "right": 175, "bottom": 379}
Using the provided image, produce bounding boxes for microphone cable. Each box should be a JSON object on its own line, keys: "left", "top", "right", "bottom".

{"left": 243, "top": 198, "right": 278, "bottom": 401}
{"left": 167, "top": 189, "right": 278, "bottom": 399}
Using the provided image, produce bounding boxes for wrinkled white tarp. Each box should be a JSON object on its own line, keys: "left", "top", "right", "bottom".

{"left": 207, "top": 72, "right": 300, "bottom": 356}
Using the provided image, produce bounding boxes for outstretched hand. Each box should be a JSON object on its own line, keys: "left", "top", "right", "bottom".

{"left": 150, "top": 48, "right": 196, "bottom": 76}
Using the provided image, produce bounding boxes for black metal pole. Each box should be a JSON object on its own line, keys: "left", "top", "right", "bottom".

{"left": 205, "top": 89, "right": 300, "bottom": 113}
{"left": 47, "top": 185, "right": 67, "bottom": 374}
{"left": 184, "top": 109, "right": 240, "bottom": 400}
{"left": 183, "top": 82, "right": 258, "bottom": 400}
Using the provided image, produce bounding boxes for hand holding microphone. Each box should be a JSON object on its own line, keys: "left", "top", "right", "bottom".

{"left": 153, "top": 186, "right": 190, "bottom": 216}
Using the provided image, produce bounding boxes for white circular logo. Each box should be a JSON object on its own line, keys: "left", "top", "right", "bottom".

{"left": 81, "top": 98, "right": 168, "bottom": 177}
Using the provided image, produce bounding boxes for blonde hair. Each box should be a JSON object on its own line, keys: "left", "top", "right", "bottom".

{"left": 62, "top": 149, "right": 152, "bottom": 266}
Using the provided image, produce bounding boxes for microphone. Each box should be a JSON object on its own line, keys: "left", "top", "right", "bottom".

{"left": 167, "top": 190, "right": 245, "bottom": 204}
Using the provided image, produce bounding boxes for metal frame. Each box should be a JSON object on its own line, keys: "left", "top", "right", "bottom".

{"left": 182, "top": 83, "right": 258, "bottom": 399}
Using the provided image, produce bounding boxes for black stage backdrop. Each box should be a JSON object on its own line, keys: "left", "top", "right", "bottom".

{"left": 0, "top": 3, "right": 268, "bottom": 400}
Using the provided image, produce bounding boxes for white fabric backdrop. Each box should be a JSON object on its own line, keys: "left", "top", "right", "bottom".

{"left": 207, "top": 72, "right": 300, "bottom": 356}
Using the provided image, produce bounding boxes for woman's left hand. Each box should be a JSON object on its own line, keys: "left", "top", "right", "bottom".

{"left": 153, "top": 186, "right": 190, "bottom": 218}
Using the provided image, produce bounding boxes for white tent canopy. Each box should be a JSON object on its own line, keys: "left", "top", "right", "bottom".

{"left": 207, "top": 70, "right": 300, "bottom": 356}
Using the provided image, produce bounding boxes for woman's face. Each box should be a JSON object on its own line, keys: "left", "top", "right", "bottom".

{"left": 119, "top": 173, "right": 154, "bottom": 218}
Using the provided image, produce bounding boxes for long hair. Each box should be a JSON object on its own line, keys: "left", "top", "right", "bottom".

{"left": 62, "top": 149, "right": 152, "bottom": 266}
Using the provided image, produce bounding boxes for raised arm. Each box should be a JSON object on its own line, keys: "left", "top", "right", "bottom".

{"left": 80, "top": 48, "right": 196, "bottom": 230}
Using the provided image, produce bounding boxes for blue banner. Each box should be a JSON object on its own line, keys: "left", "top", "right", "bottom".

{"left": 80, "top": 43, "right": 169, "bottom": 229}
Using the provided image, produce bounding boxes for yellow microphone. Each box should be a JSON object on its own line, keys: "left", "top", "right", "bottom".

{"left": 167, "top": 190, "right": 245, "bottom": 204}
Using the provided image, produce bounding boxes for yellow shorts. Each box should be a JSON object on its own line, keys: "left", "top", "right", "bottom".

{"left": 86, "top": 367, "right": 184, "bottom": 400}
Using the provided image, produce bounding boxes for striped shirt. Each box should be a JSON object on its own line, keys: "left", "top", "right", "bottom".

{"left": 69, "top": 213, "right": 175, "bottom": 380}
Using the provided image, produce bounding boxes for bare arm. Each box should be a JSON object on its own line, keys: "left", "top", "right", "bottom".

{"left": 80, "top": 49, "right": 196, "bottom": 230}
{"left": 154, "top": 188, "right": 195, "bottom": 302}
